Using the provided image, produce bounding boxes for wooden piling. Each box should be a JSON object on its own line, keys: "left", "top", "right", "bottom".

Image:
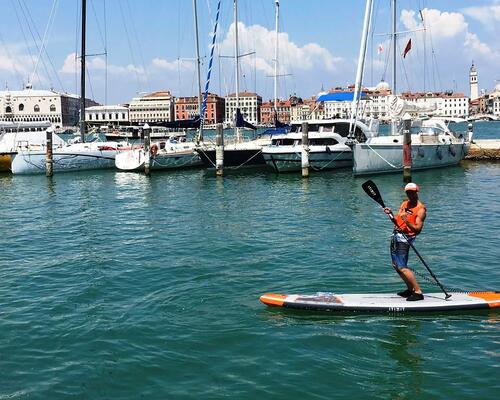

{"left": 45, "top": 127, "right": 53, "bottom": 177}
{"left": 215, "top": 123, "right": 224, "bottom": 177}
{"left": 143, "top": 123, "right": 151, "bottom": 176}
{"left": 301, "top": 122, "right": 309, "bottom": 177}
{"left": 402, "top": 114, "right": 412, "bottom": 183}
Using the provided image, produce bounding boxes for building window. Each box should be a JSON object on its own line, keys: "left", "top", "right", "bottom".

{"left": 19, "top": 103, "right": 24, "bottom": 111}
{"left": 34, "top": 105, "right": 40, "bottom": 112}
{"left": 5, "top": 106, "right": 12, "bottom": 113}
{"left": 50, "top": 104, "right": 56, "bottom": 112}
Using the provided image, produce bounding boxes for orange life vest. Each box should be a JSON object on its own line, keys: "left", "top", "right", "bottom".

{"left": 394, "top": 200, "right": 426, "bottom": 236}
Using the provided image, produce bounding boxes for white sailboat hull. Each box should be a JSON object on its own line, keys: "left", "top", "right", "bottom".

{"left": 353, "top": 139, "right": 471, "bottom": 176}
{"left": 11, "top": 143, "right": 119, "bottom": 174}
{"left": 115, "top": 148, "right": 202, "bottom": 171}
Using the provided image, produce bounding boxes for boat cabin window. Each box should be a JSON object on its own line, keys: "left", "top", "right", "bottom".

{"left": 310, "top": 138, "right": 338, "bottom": 146}
{"left": 419, "top": 126, "right": 443, "bottom": 135}
{"left": 272, "top": 138, "right": 296, "bottom": 146}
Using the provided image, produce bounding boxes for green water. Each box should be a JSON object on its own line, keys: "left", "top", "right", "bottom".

{"left": 1, "top": 161, "right": 499, "bottom": 398}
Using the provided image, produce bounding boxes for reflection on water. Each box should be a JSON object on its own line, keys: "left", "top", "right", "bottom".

{"left": 383, "top": 319, "right": 423, "bottom": 400}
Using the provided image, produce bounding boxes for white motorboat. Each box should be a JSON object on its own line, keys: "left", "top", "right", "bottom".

{"left": 115, "top": 138, "right": 202, "bottom": 171}
{"left": 10, "top": 138, "right": 130, "bottom": 174}
{"left": 262, "top": 119, "right": 378, "bottom": 172}
{"left": 353, "top": 118, "right": 472, "bottom": 175}
{"left": 0, "top": 122, "right": 63, "bottom": 172}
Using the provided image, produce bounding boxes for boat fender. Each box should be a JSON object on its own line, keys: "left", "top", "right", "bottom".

{"left": 417, "top": 147, "right": 425, "bottom": 158}
{"left": 150, "top": 144, "right": 159, "bottom": 157}
{"left": 436, "top": 146, "right": 443, "bottom": 160}
{"left": 449, "top": 145, "right": 456, "bottom": 157}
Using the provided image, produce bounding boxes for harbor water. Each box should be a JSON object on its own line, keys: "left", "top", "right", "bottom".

{"left": 1, "top": 130, "right": 499, "bottom": 398}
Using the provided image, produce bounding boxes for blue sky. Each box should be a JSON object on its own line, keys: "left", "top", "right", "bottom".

{"left": 1, "top": 0, "right": 499, "bottom": 104}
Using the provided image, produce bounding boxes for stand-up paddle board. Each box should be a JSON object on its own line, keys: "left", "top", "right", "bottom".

{"left": 260, "top": 291, "right": 500, "bottom": 313}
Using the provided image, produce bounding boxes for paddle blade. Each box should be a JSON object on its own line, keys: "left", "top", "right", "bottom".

{"left": 362, "top": 180, "right": 386, "bottom": 208}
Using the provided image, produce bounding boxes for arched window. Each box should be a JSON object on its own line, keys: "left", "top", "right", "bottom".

{"left": 34, "top": 105, "right": 40, "bottom": 112}
{"left": 19, "top": 103, "right": 24, "bottom": 111}
{"left": 50, "top": 104, "right": 56, "bottom": 112}
{"left": 5, "top": 106, "right": 12, "bottom": 113}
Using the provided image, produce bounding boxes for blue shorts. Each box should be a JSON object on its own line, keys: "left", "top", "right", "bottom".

{"left": 390, "top": 232, "right": 415, "bottom": 269}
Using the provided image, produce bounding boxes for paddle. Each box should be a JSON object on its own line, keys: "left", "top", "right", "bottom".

{"left": 362, "top": 180, "right": 452, "bottom": 299}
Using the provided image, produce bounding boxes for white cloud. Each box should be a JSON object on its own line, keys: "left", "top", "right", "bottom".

{"left": 60, "top": 52, "right": 77, "bottom": 74}
{"left": 0, "top": 54, "right": 32, "bottom": 76}
{"left": 60, "top": 52, "right": 147, "bottom": 75}
{"left": 400, "top": 8, "right": 468, "bottom": 41}
{"left": 399, "top": 8, "right": 499, "bottom": 62}
{"left": 464, "top": 32, "right": 499, "bottom": 58}
{"left": 462, "top": 5, "right": 500, "bottom": 28}
{"left": 152, "top": 57, "right": 194, "bottom": 72}
{"left": 219, "top": 22, "right": 343, "bottom": 75}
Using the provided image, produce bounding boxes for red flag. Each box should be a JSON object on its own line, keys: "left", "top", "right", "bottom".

{"left": 403, "top": 38, "right": 412, "bottom": 58}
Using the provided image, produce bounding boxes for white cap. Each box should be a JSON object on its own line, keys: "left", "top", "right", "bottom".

{"left": 404, "top": 182, "right": 419, "bottom": 192}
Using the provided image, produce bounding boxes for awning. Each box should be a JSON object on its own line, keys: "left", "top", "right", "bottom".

{"left": 317, "top": 92, "right": 368, "bottom": 102}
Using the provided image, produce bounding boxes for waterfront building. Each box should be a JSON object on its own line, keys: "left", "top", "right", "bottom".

{"left": 470, "top": 62, "right": 479, "bottom": 101}
{"left": 0, "top": 86, "right": 98, "bottom": 127}
{"left": 482, "top": 85, "right": 500, "bottom": 116}
{"left": 260, "top": 99, "right": 291, "bottom": 125}
{"left": 224, "top": 91, "right": 262, "bottom": 126}
{"left": 358, "top": 82, "right": 392, "bottom": 121}
{"left": 401, "top": 92, "right": 469, "bottom": 118}
{"left": 86, "top": 105, "right": 129, "bottom": 127}
{"left": 322, "top": 83, "right": 391, "bottom": 121}
{"left": 175, "top": 93, "right": 225, "bottom": 124}
{"left": 129, "top": 91, "right": 174, "bottom": 124}
{"left": 290, "top": 97, "right": 324, "bottom": 122}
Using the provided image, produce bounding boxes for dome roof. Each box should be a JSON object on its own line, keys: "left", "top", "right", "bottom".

{"left": 376, "top": 80, "right": 390, "bottom": 90}
{"left": 494, "top": 83, "right": 500, "bottom": 92}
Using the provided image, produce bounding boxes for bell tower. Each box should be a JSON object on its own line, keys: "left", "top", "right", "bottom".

{"left": 470, "top": 61, "right": 478, "bottom": 100}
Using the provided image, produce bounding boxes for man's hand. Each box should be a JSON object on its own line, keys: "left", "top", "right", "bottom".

{"left": 383, "top": 207, "right": 392, "bottom": 215}
{"left": 400, "top": 213, "right": 408, "bottom": 222}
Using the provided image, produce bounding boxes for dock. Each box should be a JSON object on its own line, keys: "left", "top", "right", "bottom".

{"left": 466, "top": 140, "right": 500, "bottom": 160}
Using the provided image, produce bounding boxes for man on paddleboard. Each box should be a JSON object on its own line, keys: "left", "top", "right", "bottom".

{"left": 384, "top": 182, "right": 426, "bottom": 301}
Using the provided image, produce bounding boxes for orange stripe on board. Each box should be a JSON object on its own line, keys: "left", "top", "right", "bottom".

{"left": 260, "top": 293, "right": 286, "bottom": 307}
{"left": 468, "top": 292, "right": 500, "bottom": 308}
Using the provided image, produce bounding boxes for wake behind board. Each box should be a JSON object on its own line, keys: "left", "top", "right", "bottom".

{"left": 260, "top": 291, "right": 500, "bottom": 313}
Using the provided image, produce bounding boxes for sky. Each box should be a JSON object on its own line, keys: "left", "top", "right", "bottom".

{"left": 1, "top": 0, "right": 499, "bottom": 105}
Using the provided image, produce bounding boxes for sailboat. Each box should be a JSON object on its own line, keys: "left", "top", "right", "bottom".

{"left": 196, "top": 0, "right": 284, "bottom": 169}
{"left": 351, "top": 0, "right": 472, "bottom": 175}
{"left": 10, "top": 0, "right": 126, "bottom": 175}
{"left": 261, "top": 0, "right": 378, "bottom": 173}
{"left": 115, "top": 0, "right": 213, "bottom": 172}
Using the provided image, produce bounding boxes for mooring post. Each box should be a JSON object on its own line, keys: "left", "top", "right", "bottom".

{"left": 467, "top": 123, "right": 473, "bottom": 142}
{"left": 45, "top": 126, "right": 54, "bottom": 177}
{"left": 215, "top": 123, "right": 224, "bottom": 177}
{"left": 301, "top": 122, "right": 310, "bottom": 177}
{"left": 402, "top": 114, "right": 412, "bottom": 183}
{"left": 143, "top": 123, "right": 151, "bottom": 176}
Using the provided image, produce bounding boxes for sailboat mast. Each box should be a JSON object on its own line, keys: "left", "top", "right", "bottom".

{"left": 193, "top": 0, "right": 203, "bottom": 141}
{"left": 392, "top": 0, "right": 397, "bottom": 95}
{"left": 80, "top": 0, "right": 87, "bottom": 142}
{"left": 274, "top": 0, "right": 279, "bottom": 112}
{"left": 234, "top": 0, "right": 241, "bottom": 142}
{"left": 349, "top": 0, "right": 373, "bottom": 137}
